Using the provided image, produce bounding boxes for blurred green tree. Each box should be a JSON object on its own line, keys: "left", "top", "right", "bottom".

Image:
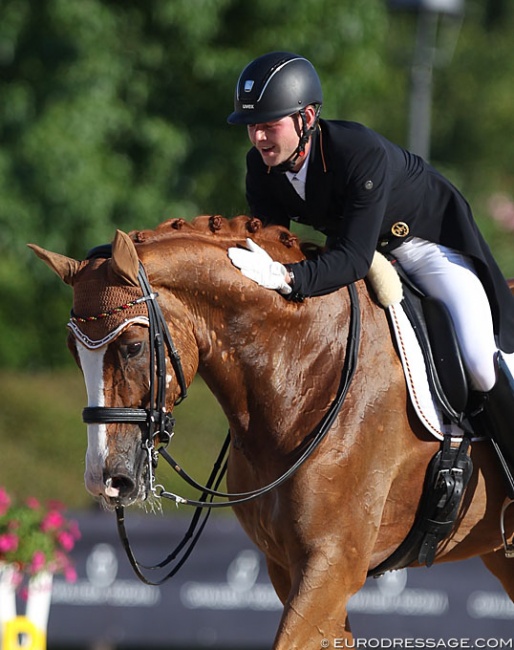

{"left": 0, "top": 0, "right": 390, "bottom": 367}
{"left": 0, "top": 0, "right": 512, "bottom": 368}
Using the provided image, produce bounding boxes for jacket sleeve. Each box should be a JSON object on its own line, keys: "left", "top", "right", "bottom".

{"left": 290, "top": 136, "right": 392, "bottom": 297}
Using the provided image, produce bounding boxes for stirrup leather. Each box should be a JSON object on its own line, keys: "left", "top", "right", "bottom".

{"left": 501, "top": 498, "right": 514, "bottom": 558}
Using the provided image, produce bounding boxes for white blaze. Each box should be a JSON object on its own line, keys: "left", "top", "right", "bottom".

{"left": 76, "top": 341, "right": 108, "bottom": 493}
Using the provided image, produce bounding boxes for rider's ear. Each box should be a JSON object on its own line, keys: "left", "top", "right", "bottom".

{"left": 110, "top": 230, "right": 140, "bottom": 286}
{"left": 305, "top": 105, "right": 317, "bottom": 129}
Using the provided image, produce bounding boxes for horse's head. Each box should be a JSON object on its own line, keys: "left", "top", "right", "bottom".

{"left": 29, "top": 229, "right": 196, "bottom": 509}
{"left": 29, "top": 216, "right": 311, "bottom": 509}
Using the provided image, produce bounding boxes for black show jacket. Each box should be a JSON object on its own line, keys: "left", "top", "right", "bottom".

{"left": 246, "top": 119, "right": 514, "bottom": 353}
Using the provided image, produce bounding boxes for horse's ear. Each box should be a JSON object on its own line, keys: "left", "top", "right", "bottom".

{"left": 27, "top": 244, "right": 82, "bottom": 286}
{"left": 110, "top": 230, "right": 140, "bottom": 286}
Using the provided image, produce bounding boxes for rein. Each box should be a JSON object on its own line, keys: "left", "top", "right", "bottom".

{"left": 155, "top": 282, "right": 361, "bottom": 509}
{"left": 122, "top": 284, "right": 360, "bottom": 585}
{"left": 78, "top": 251, "right": 361, "bottom": 585}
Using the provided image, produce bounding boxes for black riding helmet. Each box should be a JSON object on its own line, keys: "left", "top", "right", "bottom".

{"left": 228, "top": 52, "right": 323, "bottom": 172}
{"left": 227, "top": 51, "right": 323, "bottom": 125}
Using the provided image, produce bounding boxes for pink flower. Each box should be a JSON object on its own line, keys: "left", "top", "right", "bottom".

{"left": 30, "top": 550, "right": 47, "bottom": 574}
{"left": 0, "top": 488, "right": 11, "bottom": 516}
{"left": 41, "top": 510, "right": 65, "bottom": 532}
{"left": 64, "top": 565, "right": 77, "bottom": 583}
{"left": 0, "top": 487, "right": 79, "bottom": 582}
{"left": 69, "top": 520, "right": 81, "bottom": 541}
{"left": 57, "top": 530, "right": 76, "bottom": 552}
{"left": 47, "top": 500, "right": 65, "bottom": 512}
{"left": 11, "top": 571, "right": 23, "bottom": 589}
{"left": 25, "top": 497, "right": 40, "bottom": 510}
{"left": 0, "top": 533, "right": 19, "bottom": 553}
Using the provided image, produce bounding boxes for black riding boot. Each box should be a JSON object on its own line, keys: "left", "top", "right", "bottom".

{"left": 474, "top": 353, "right": 514, "bottom": 499}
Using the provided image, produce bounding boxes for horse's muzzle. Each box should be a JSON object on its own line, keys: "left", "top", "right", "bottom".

{"left": 85, "top": 451, "right": 149, "bottom": 508}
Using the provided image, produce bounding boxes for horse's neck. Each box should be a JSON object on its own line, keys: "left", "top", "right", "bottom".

{"left": 144, "top": 236, "right": 354, "bottom": 451}
{"left": 173, "top": 279, "right": 351, "bottom": 450}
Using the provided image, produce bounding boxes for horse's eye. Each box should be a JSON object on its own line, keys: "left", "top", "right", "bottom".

{"left": 124, "top": 342, "right": 143, "bottom": 358}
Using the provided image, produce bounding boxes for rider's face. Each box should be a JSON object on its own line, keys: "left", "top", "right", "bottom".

{"left": 247, "top": 107, "right": 315, "bottom": 171}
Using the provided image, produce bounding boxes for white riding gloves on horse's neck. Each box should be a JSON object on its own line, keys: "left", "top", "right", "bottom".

{"left": 228, "top": 238, "right": 292, "bottom": 295}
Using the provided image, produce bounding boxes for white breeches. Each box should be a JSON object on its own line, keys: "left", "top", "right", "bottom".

{"left": 392, "top": 237, "right": 514, "bottom": 392}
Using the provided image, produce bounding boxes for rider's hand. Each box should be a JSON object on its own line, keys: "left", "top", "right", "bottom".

{"left": 228, "top": 238, "right": 292, "bottom": 295}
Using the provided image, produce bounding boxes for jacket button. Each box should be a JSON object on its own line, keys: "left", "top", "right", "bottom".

{"left": 391, "top": 221, "right": 410, "bottom": 237}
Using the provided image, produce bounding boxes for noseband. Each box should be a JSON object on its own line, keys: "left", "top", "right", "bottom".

{"left": 78, "top": 247, "right": 188, "bottom": 452}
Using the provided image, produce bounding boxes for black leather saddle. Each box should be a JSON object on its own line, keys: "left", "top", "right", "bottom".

{"left": 392, "top": 265, "right": 470, "bottom": 426}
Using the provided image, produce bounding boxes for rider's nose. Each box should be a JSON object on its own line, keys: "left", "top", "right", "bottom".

{"left": 254, "top": 128, "right": 266, "bottom": 141}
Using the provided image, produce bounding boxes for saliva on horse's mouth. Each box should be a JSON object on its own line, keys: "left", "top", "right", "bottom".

{"left": 99, "top": 473, "right": 144, "bottom": 509}
{"left": 104, "top": 458, "right": 157, "bottom": 510}
{"left": 105, "top": 477, "right": 122, "bottom": 499}
{"left": 100, "top": 489, "right": 139, "bottom": 511}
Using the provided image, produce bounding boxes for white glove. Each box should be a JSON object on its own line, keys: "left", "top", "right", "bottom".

{"left": 228, "top": 238, "right": 292, "bottom": 295}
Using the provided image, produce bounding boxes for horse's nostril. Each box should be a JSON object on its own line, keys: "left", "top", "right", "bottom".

{"left": 105, "top": 475, "right": 136, "bottom": 499}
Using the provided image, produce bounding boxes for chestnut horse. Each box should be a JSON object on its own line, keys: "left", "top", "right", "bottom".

{"left": 30, "top": 215, "right": 514, "bottom": 649}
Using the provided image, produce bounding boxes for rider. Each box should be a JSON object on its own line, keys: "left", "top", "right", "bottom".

{"left": 226, "top": 51, "right": 514, "bottom": 492}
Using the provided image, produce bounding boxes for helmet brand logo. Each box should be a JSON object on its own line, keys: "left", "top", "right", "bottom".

{"left": 243, "top": 80, "right": 254, "bottom": 93}
{"left": 242, "top": 104, "right": 254, "bottom": 109}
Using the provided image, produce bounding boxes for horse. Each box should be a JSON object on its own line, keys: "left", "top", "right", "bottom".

{"left": 29, "top": 215, "right": 514, "bottom": 649}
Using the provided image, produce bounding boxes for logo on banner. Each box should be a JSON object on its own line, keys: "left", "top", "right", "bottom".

{"left": 348, "top": 569, "right": 448, "bottom": 616}
{"left": 180, "top": 549, "right": 281, "bottom": 611}
{"left": 51, "top": 543, "right": 160, "bottom": 607}
{"left": 86, "top": 543, "right": 118, "bottom": 587}
{"left": 468, "top": 590, "right": 514, "bottom": 619}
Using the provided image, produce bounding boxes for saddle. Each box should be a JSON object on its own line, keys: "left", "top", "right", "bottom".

{"left": 369, "top": 264, "right": 475, "bottom": 574}
{"left": 396, "top": 270, "right": 470, "bottom": 422}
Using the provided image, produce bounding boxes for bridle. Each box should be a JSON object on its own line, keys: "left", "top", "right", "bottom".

{"left": 76, "top": 249, "right": 361, "bottom": 585}
{"left": 81, "top": 259, "right": 188, "bottom": 476}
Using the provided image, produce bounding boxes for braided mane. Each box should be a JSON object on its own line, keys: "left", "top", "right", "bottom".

{"left": 129, "top": 214, "right": 303, "bottom": 252}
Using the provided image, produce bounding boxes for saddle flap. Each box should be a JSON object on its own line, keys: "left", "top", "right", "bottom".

{"left": 421, "top": 297, "right": 469, "bottom": 414}
{"left": 399, "top": 281, "right": 469, "bottom": 420}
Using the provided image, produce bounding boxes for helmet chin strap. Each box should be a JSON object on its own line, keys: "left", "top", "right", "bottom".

{"left": 273, "top": 106, "right": 321, "bottom": 174}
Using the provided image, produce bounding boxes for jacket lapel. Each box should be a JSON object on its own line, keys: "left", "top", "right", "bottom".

{"left": 267, "top": 123, "right": 335, "bottom": 228}
{"left": 264, "top": 172, "right": 305, "bottom": 225}
{"left": 305, "top": 125, "right": 334, "bottom": 226}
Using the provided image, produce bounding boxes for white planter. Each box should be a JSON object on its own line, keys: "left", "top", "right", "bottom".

{"left": 26, "top": 571, "right": 53, "bottom": 633}
{"left": 0, "top": 563, "right": 19, "bottom": 645}
{"left": 0, "top": 566, "right": 53, "bottom": 649}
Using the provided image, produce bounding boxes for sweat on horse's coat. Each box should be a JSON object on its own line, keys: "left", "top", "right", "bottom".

{"left": 29, "top": 215, "right": 514, "bottom": 649}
